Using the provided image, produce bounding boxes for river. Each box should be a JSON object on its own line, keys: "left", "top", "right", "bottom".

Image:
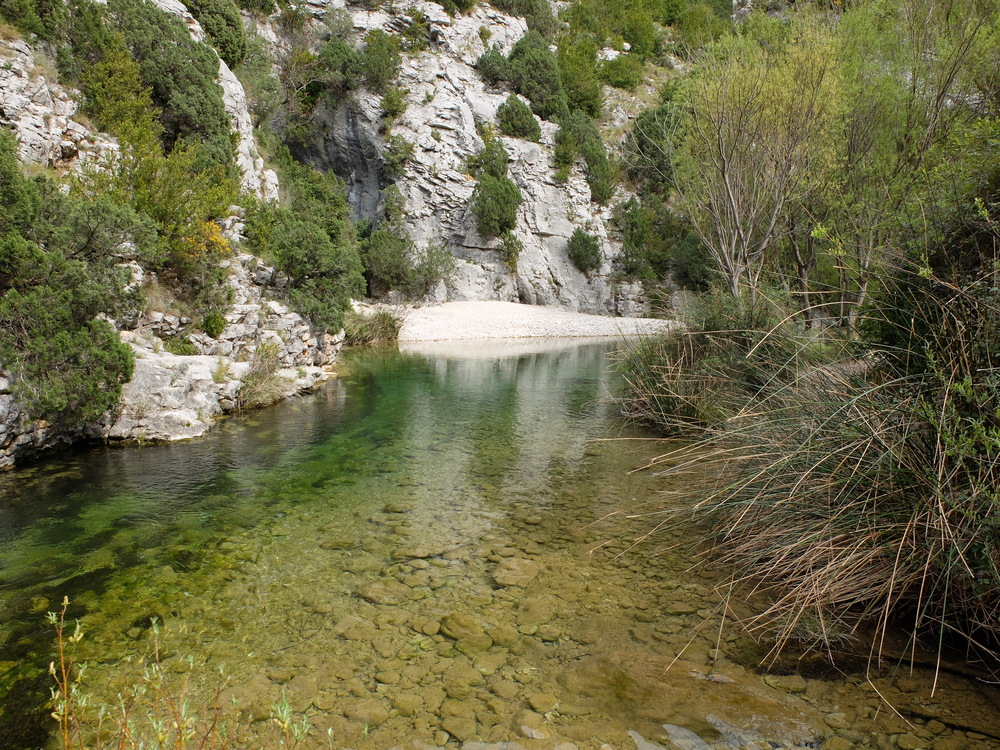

{"left": 0, "top": 341, "right": 997, "bottom": 750}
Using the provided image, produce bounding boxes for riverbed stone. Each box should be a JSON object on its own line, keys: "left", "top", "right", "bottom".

{"left": 393, "top": 692, "right": 424, "bottom": 717}
{"left": 442, "top": 716, "right": 478, "bottom": 741}
{"left": 361, "top": 580, "right": 413, "bottom": 605}
{"left": 441, "top": 612, "right": 484, "bottom": 640}
{"left": 764, "top": 674, "right": 809, "bottom": 693}
{"left": 822, "top": 738, "right": 856, "bottom": 750}
{"left": 494, "top": 558, "right": 540, "bottom": 587}
{"left": 344, "top": 698, "right": 390, "bottom": 726}
{"left": 443, "top": 663, "right": 485, "bottom": 699}
{"left": 527, "top": 693, "right": 559, "bottom": 713}
{"left": 489, "top": 624, "right": 520, "bottom": 647}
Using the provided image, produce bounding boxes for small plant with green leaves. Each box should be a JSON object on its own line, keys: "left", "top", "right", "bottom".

{"left": 567, "top": 228, "right": 601, "bottom": 272}
{"left": 343, "top": 308, "right": 404, "bottom": 345}
{"left": 496, "top": 94, "right": 540, "bottom": 141}
{"left": 212, "top": 356, "right": 231, "bottom": 383}
{"left": 499, "top": 231, "right": 523, "bottom": 269}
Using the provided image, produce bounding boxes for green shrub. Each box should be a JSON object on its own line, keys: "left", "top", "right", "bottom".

{"left": 199, "top": 309, "right": 228, "bottom": 337}
{"left": 401, "top": 7, "right": 431, "bottom": 50}
{"left": 108, "top": 0, "right": 233, "bottom": 167}
{"left": 383, "top": 135, "right": 415, "bottom": 179}
{"left": 237, "top": 341, "right": 283, "bottom": 410}
{"left": 508, "top": 31, "right": 569, "bottom": 122}
{"left": 470, "top": 138, "right": 510, "bottom": 178}
{"left": 319, "top": 37, "right": 365, "bottom": 95}
{"left": 362, "top": 29, "right": 401, "bottom": 93}
{"left": 557, "top": 34, "right": 603, "bottom": 118}
{"left": 381, "top": 85, "right": 409, "bottom": 122}
{"left": 499, "top": 230, "right": 523, "bottom": 268}
{"left": 472, "top": 174, "right": 522, "bottom": 237}
{"left": 497, "top": 95, "right": 541, "bottom": 141}
{"left": 476, "top": 45, "right": 509, "bottom": 86}
{"left": 0, "top": 132, "right": 139, "bottom": 425}
{"left": 343, "top": 308, "right": 403, "bottom": 345}
{"left": 185, "top": 0, "right": 247, "bottom": 68}
{"left": 430, "top": 0, "right": 476, "bottom": 14}
{"left": 236, "top": 0, "right": 274, "bottom": 13}
{"left": 600, "top": 53, "right": 644, "bottom": 90}
{"left": 554, "top": 111, "right": 615, "bottom": 203}
{"left": 492, "top": 0, "right": 558, "bottom": 38}
{"left": 567, "top": 227, "right": 601, "bottom": 272}
{"left": 164, "top": 336, "right": 198, "bottom": 355}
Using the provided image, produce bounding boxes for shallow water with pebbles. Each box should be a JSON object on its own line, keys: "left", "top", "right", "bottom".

{"left": 1, "top": 342, "right": 999, "bottom": 750}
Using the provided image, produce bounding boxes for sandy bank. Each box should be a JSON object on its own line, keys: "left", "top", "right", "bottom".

{"left": 398, "top": 301, "right": 676, "bottom": 342}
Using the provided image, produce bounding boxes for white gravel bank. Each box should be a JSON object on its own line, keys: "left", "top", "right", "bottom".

{"left": 398, "top": 301, "right": 676, "bottom": 342}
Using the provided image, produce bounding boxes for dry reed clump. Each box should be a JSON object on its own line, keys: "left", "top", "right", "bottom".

{"left": 625, "top": 276, "right": 1000, "bottom": 670}
{"left": 343, "top": 307, "right": 403, "bottom": 346}
{"left": 236, "top": 341, "right": 284, "bottom": 411}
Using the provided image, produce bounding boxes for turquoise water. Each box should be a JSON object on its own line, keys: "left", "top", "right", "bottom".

{"left": 2, "top": 341, "right": 998, "bottom": 750}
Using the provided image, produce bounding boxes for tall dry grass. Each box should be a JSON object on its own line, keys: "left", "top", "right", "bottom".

{"left": 620, "top": 276, "right": 1000, "bottom": 670}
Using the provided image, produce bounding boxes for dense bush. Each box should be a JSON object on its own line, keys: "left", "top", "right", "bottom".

{"left": 429, "top": 0, "right": 476, "bottom": 16}
{"left": 236, "top": 0, "right": 274, "bottom": 14}
{"left": 508, "top": 31, "right": 569, "bottom": 122}
{"left": 318, "top": 37, "right": 366, "bottom": 95}
{"left": 567, "top": 228, "right": 601, "bottom": 272}
{"left": 362, "top": 29, "right": 402, "bottom": 93}
{"left": 472, "top": 174, "right": 522, "bottom": 236}
{"left": 185, "top": 0, "right": 247, "bottom": 68}
{"left": 0, "top": 132, "right": 139, "bottom": 425}
{"left": 491, "top": 0, "right": 558, "bottom": 38}
{"left": 475, "top": 46, "right": 510, "bottom": 86}
{"left": 470, "top": 138, "right": 510, "bottom": 179}
{"left": 600, "top": 53, "right": 644, "bottom": 90}
{"left": 554, "top": 111, "right": 614, "bottom": 203}
{"left": 557, "top": 34, "right": 603, "bottom": 118}
{"left": 615, "top": 197, "right": 709, "bottom": 285}
{"left": 108, "top": 0, "right": 233, "bottom": 168}
{"left": 497, "top": 95, "right": 541, "bottom": 141}
{"left": 244, "top": 151, "right": 365, "bottom": 332}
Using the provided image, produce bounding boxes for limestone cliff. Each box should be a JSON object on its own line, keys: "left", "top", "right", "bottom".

{"left": 281, "top": 1, "right": 649, "bottom": 314}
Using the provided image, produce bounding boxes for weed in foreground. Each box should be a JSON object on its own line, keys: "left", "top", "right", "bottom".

{"left": 47, "top": 598, "right": 317, "bottom": 749}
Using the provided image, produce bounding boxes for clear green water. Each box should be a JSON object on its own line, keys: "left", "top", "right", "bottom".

{"left": 1, "top": 342, "right": 998, "bottom": 750}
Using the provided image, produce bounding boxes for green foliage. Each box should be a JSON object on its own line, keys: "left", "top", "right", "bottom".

{"left": 383, "top": 135, "right": 415, "bottom": 179}
{"left": 401, "top": 7, "right": 431, "bottom": 50}
{"left": 318, "top": 37, "right": 365, "bottom": 96}
{"left": 430, "top": 0, "right": 477, "bottom": 15}
{"left": 381, "top": 85, "right": 409, "bottom": 122}
{"left": 0, "top": 0, "right": 67, "bottom": 39}
{"left": 237, "top": 341, "right": 283, "bottom": 410}
{"left": 234, "top": 31, "right": 282, "bottom": 126}
{"left": 567, "top": 227, "right": 600, "bottom": 272}
{"left": 236, "top": 0, "right": 275, "bottom": 14}
{"left": 469, "top": 138, "right": 510, "bottom": 179}
{"left": 164, "top": 336, "right": 198, "bottom": 355}
{"left": 472, "top": 174, "right": 523, "bottom": 237}
{"left": 499, "top": 231, "right": 523, "bottom": 268}
{"left": 497, "top": 95, "right": 541, "bottom": 141}
{"left": 108, "top": 0, "right": 233, "bottom": 168}
{"left": 343, "top": 308, "right": 403, "bottom": 346}
{"left": 476, "top": 45, "right": 510, "bottom": 86}
{"left": 0, "top": 132, "right": 138, "bottom": 425}
{"left": 491, "top": 0, "right": 558, "bottom": 38}
{"left": 557, "top": 34, "right": 603, "bottom": 117}
{"left": 599, "top": 53, "right": 644, "bottom": 90}
{"left": 199, "top": 310, "right": 228, "bottom": 337}
{"left": 554, "top": 110, "right": 615, "bottom": 203}
{"left": 363, "top": 29, "right": 402, "bottom": 93}
{"left": 615, "top": 197, "right": 709, "bottom": 286}
{"left": 673, "top": 1, "right": 727, "bottom": 55}
{"left": 185, "top": 0, "right": 247, "bottom": 68}
{"left": 508, "top": 31, "right": 569, "bottom": 122}
{"left": 245, "top": 154, "right": 365, "bottom": 332}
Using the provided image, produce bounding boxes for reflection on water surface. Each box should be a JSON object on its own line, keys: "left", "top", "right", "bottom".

{"left": 0, "top": 342, "right": 998, "bottom": 750}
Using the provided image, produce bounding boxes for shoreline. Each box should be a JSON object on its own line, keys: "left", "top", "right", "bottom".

{"left": 397, "top": 301, "right": 677, "bottom": 342}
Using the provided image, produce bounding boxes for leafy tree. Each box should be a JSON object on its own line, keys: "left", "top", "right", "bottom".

{"left": 600, "top": 53, "right": 644, "bottom": 90}
{"left": 567, "top": 228, "right": 600, "bottom": 272}
{"left": 472, "top": 174, "right": 522, "bottom": 236}
{"left": 185, "top": 0, "right": 247, "bottom": 68}
{"left": 497, "top": 95, "right": 541, "bottom": 141}
{"left": 470, "top": 138, "right": 510, "bottom": 179}
{"left": 0, "top": 132, "right": 138, "bottom": 425}
{"left": 554, "top": 110, "right": 615, "bottom": 203}
{"left": 108, "top": 0, "right": 233, "bottom": 168}
{"left": 319, "top": 37, "right": 365, "bottom": 95}
{"left": 491, "top": 0, "right": 558, "bottom": 38}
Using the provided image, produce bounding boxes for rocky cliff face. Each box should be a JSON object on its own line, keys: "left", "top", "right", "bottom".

{"left": 285, "top": 1, "right": 649, "bottom": 315}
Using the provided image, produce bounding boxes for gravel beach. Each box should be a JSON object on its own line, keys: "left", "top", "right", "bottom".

{"left": 397, "top": 301, "right": 676, "bottom": 342}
